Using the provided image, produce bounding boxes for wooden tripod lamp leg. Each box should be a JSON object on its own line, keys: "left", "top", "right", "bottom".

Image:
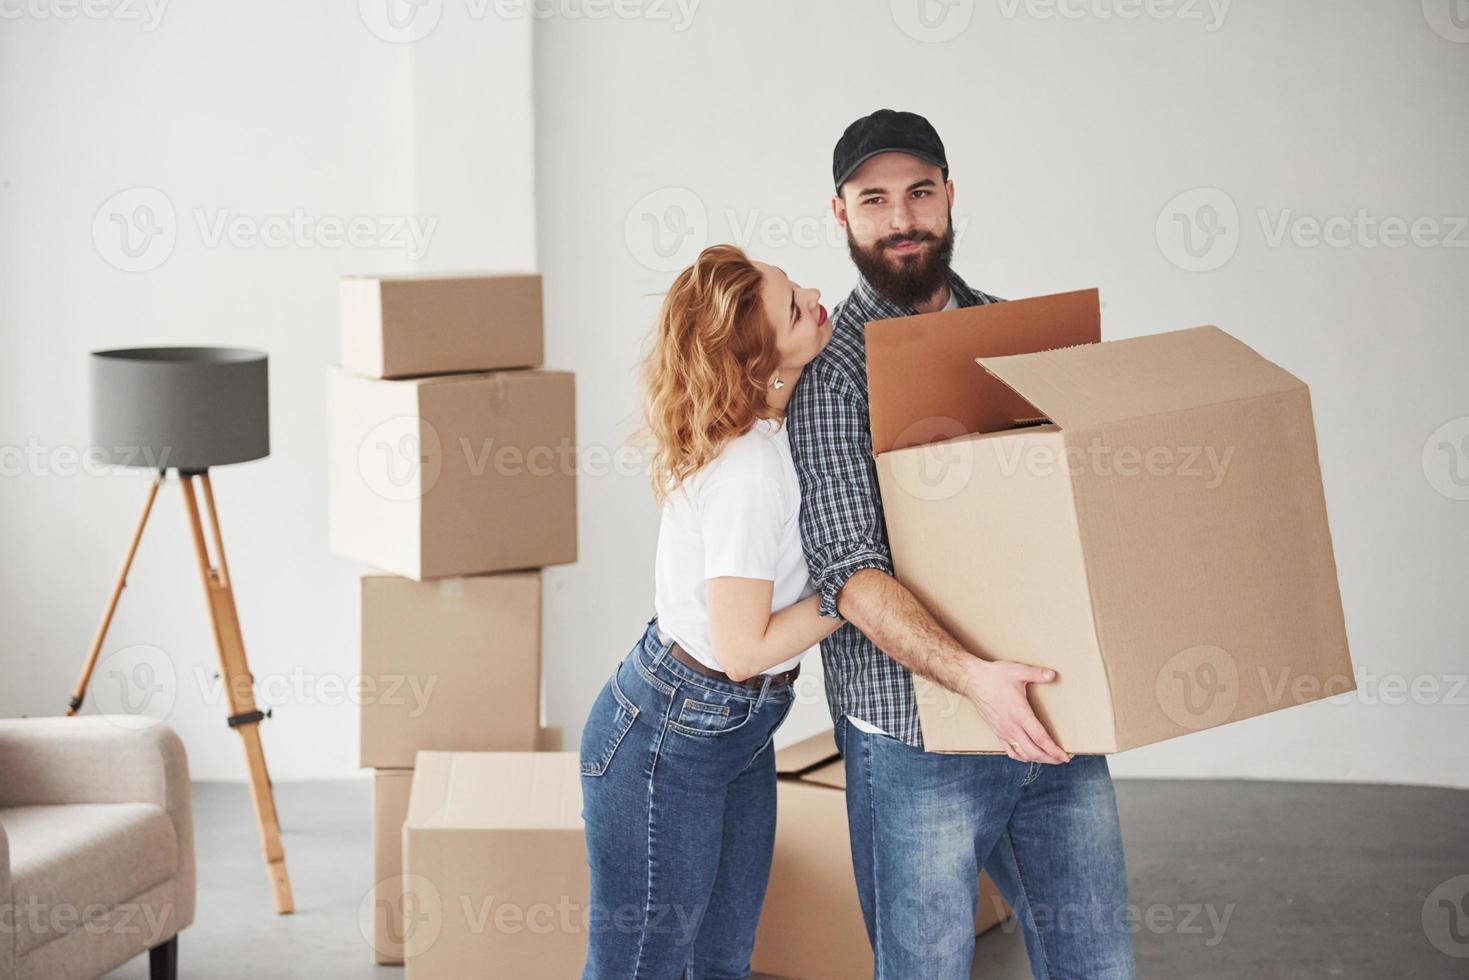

{"left": 196, "top": 473, "right": 282, "bottom": 834}
{"left": 179, "top": 471, "right": 295, "bottom": 915}
{"left": 69, "top": 471, "right": 166, "bottom": 715}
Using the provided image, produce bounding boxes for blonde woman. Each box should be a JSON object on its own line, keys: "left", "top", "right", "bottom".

{"left": 579, "top": 244, "right": 840, "bottom": 979}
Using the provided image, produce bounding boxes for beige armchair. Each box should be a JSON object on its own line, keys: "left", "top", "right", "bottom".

{"left": 0, "top": 717, "right": 194, "bottom": 980}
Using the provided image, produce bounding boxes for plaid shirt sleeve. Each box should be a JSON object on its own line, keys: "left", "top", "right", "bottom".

{"left": 788, "top": 361, "right": 894, "bottom": 620}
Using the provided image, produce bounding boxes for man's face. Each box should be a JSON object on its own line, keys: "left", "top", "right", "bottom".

{"left": 833, "top": 151, "right": 956, "bottom": 306}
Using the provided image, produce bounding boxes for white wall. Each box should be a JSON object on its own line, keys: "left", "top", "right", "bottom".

{"left": 534, "top": 0, "right": 1469, "bottom": 788}
{"left": 0, "top": 1, "right": 535, "bottom": 780}
{"left": 3, "top": 1, "right": 1464, "bottom": 787}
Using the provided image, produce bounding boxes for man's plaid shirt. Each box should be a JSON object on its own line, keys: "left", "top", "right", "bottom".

{"left": 787, "top": 270, "right": 1003, "bottom": 748}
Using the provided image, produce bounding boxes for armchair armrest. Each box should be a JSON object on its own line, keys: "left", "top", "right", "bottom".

{"left": 1, "top": 821, "right": 12, "bottom": 980}
{"left": 0, "top": 717, "right": 188, "bottom": 810}
{"left": 0, "top": 717, "right": 195, "bottom": 929}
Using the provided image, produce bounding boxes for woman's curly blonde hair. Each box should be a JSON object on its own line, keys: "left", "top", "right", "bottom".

{"left": 640, "top": 244, "right": 780, "bottom": 505}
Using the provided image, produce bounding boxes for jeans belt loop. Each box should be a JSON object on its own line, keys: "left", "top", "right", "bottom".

{"left": 651, "top": 622, "right": 674, "bottom": 672}
{"left": 755, "top": 673, "right": 773, "bottom": 711}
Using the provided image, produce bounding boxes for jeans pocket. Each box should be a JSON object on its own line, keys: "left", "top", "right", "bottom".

{"left": 667, "top": 692, "right": 754, "bottom": 738}
{"left": 580, "top": 667, "right": 639, "bottom": 777}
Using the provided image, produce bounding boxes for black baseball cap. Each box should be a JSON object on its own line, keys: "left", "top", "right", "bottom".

{"left": 832, "top": 109, "right": 948, "bottom": 192}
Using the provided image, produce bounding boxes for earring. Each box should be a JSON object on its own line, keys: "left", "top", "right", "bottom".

{"left": 771, "top": 375, "right": 786, "bottom": 390}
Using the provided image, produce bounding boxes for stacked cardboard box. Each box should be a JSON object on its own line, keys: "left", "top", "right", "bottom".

{"left": 751, "top": 730, "right": 1010, "bottom": 979}
{"left": 359, "top": 571, "right": 565, "bottom": 964}
{"left": 327, "top": 273, "right": 577, "bottom": 966}
{"left": 372, "top": 728, "right": 565, "bottom": 966}
{"left": 401, "top": 751, "right": 589, "bottom": 978}
{"left": 328, "top": 274, "right": 575, "bottom": 580}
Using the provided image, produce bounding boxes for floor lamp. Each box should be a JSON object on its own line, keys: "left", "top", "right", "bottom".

{"left": 69, "top": 346, "right": 293, "bottom": 915}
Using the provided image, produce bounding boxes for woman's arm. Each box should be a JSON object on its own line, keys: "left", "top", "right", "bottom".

{"left": 706, "top": 579, "right": 842, "bottom": 682}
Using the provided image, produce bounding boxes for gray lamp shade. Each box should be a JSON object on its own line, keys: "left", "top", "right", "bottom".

{"left": 90, "top": 346, "right": 270, "bottom": 471}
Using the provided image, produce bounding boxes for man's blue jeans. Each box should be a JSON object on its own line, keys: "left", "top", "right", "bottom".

{"left": 840, "top": 716, "right": 1138, "bottom": 979}
{"left": 579, "top": 618, "right": 796, "bottom": 979}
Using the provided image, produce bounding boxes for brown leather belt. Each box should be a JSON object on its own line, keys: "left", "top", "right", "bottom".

{"left": 666, "top": 640, "right": 801, "bottom": 690}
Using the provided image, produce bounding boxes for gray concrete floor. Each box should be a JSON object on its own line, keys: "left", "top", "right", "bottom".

{"left": 100, "top": 778, "right": 1467, "bottom": 979}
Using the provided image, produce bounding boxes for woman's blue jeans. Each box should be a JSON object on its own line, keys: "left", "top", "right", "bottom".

{"left": 579, "top": 616, "right": 796, "bottom": 980}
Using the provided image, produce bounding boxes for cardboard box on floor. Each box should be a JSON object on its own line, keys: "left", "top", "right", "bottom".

{"left": 359, "top": 569, "right": 545, "bottom": 768}
{"left": 372, "top": 769, "right": 415, "bottom": 965}
{"left": 340, "top": 273, "right": 543, "bottom": 379}
{"left": 866, "top": 288, "right": 1354, "bottom": 754}
{"left": 752, "top": 730, "right": 1009, "bottom": 980}
{"left": 402, "top": 750, "right": 587, "bottom": 980}
{"left": 370, "top": 729, "right": 562, "bottom": 965}
{"left": 327, "top": 366, "right": 576, "bottom": 580}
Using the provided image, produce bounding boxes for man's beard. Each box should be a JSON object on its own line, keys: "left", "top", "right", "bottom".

{"left": 846, "top": 212, "right": 955, "bottom": 309}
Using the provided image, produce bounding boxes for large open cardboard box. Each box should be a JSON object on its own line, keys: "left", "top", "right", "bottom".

{"left": 867, "top": 289, "right": 1354, "bottom": 753}
{"left": 402, "top": 751, "right": 587, "bottom": 979}
{"left": 340, "top": 272, "right": 543, "bottom": 379}
{"left": 359, "top": 569, "right": 544, "bottom": 767}
{"left": 751, "top": 730, "right": 1010, "bottom": 979}
{"left": 327, "top": 366, "right": 576, "bottom": 580}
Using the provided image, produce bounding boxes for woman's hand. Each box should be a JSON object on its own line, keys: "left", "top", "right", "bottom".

{"left": 707, "top": 581, "right": 840, "bottom": 681}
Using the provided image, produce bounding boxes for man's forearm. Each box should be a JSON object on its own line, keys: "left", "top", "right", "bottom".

{"left": 826, "top": 564, "right": 1070, "bottom": 765}
{"left": 835, "top": 567, "right": 983, "bottom": 698}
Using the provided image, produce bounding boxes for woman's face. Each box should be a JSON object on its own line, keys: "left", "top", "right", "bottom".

{"left": 753, "top": 261, "right": 831, "bottom": 374}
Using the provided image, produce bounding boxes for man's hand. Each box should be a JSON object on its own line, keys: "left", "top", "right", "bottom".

{"left": 960, "top": 659, "right": 1072, "bottom": 764}
{"left": 836, "top": 569, "right": 1073, "bottom": 764}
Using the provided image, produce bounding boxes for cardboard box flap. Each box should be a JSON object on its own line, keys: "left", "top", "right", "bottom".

{"left": 774, "top": 730, "right": 840, "bottom": 775}
{"left": 866, "top": 288, "right": 1100, "bottom": 455}
{"left": 408, "top": 751, "right": 582, "bottom": 831}
{"left": 975, "top": 325, "right": 1306, "bottom": 432}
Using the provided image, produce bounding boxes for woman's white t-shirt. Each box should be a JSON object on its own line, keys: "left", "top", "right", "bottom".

{"left": 654, "top": 417, "right": 817, "bottom": 676}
